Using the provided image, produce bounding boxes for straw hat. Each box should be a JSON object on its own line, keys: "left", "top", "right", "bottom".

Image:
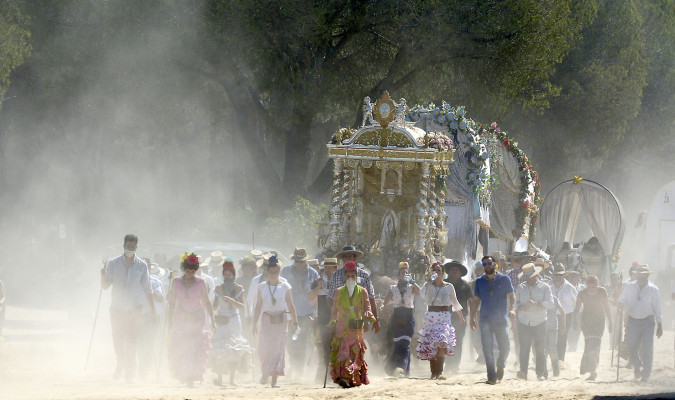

{"left": 518, "top": 263, "right": 543, "bottom": 279}
{"left": 323, "top": 258, "right": 338, "bottom": 267}
{"left": 204, "top": 251, "right": 224, "bottom": 266}
{"left": 534, "top": 257, "right": 551, "bottom": 269}
{"left": 636, "top": 264, "right": 651, "bottom": 274}
{"left": 307, "top": 258, "right": 319, "bottom": 267}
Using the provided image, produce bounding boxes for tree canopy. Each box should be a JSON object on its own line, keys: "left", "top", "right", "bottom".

{"left": 0, "top": 0, "right": 673, "bottom": 248}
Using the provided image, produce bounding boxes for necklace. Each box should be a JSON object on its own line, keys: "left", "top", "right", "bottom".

{"left": 268, "top": 281, "right": 279, "bottom": 305}
{"left": 430, "top": 284, "right": 443, "bottom": 306}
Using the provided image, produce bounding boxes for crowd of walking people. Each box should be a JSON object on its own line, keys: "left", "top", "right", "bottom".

{"left": 98, "top": 233, "right": 665, "bottom": 389}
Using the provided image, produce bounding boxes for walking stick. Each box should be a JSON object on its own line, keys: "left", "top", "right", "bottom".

{"left": 85, "top": 259, "right": 107, "bottom": 371}
{"left": 84, "top": 285, "right": 103, "bottom": 371}
{"left": 323, "top": 328, "right": 334, "bottom": 388}
{"left": 610, "top": 308, "right": 618, "bottom": 367}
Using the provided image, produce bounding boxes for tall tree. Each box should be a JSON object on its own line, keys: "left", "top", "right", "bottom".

{"left": 0, "top": 0, "right": 31, "bottom": 107}
{"left": 190, "top": 0, "right": 595, "bottom": 202}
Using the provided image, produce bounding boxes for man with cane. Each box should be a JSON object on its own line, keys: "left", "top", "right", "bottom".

{"left": 100, "top": 234, "right": 154, "bottom": 382}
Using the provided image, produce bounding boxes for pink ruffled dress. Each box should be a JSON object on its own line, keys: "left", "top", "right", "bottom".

{"left": 167, "top": 276, "right": 211, "bottom": 382}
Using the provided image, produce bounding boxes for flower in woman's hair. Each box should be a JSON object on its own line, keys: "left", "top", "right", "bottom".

{"left": 432, "top": 107, "right": 441, "bottom": 116}
{"left": 268, "top": 255, "right": 279, "bottom": 266}
{"left": 490, "top": 122, "right": 498, "bottom": 129}
{"left": 449, "top": 120, "right": 458, "bottom": 130}
{"left": 186, "top": 253, "right": 199, "bottom": 266}
{"left": 180, "top": 252, "right": 189, "bottom": 263}
{"left": 459, "top": 120, "right": 467, "bottom": 130}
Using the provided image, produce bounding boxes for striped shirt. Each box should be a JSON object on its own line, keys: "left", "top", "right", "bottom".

{"left": 516, "top": 279, "right": 554, "bottom": 326}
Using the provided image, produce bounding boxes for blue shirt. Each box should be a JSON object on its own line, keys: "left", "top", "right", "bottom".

{"left": 280, "top": 264, "right": 319, "bottom": 317}
{"left": 474, "top": 272, "right": 514, "bottom": 324}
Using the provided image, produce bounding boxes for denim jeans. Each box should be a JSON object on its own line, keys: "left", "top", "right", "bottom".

{"left": 479, "top": 321, "right": 510, "bottom": 382}
{"left": 625, "top": 316, "right": 655, "bottom": 380}
{"left": 518, "top": 321, "right": 547, "bottom": 378}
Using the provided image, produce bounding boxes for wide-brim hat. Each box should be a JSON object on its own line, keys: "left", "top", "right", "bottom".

{"left": 636, "top": 264, "right": 651, "bottom": 274}
{"left": 518, "top": 263, "right": 543, "bottom": 279}
{"left": 290, "top": 247, "right": 310, "bottom": 261}
{"left": 239, "top": 256, "right": 257, "bottom": 268}
{"left": 150, "top": 263, "right": 167, "bottom": 279}
{"left": 336, "top": 245, "right": 363, "bottom": 259}
{"left": 551, "top": 264, "right": 566, "bottom": 275}
{"left": 512, "top": 251, "right": 535, "bottom": 262}
{"left": 204, "top": 250, "right": 224, "bottom": 266}
{"left": 534, "top": 257, "right": 551, "bottom": 269}
{"left": 444, "top": 260, "right": 468, "bottom": 277}
{"left": 257, "top": 253, "right": 273, "bottom": 268}
{"left": 490, "top": 251, "right": 504, "bottom": 259}
{"left": 307, "top": 258, "right": 319, "bottom": 267}
{"left": 323, "top": 257, "right": 339, "bottom": 267}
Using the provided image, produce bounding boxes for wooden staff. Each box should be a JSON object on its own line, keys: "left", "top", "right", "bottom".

{"left": 85, "top": 259, "right": 107, "bottom": 371}
{"left": 84, "top": 286, "right": 102, "bottom": 371}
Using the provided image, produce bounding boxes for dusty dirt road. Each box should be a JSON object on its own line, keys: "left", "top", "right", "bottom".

{"left": 1, "top": 305, "right": 675, "bottom": 400}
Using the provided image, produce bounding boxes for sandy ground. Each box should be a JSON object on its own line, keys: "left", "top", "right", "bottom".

{"left": 2, "top": 305, "right": 675, "bottom": 400}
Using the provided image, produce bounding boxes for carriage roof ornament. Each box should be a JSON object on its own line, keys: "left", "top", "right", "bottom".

{"left": 364, "top": 91, "right": 408, "bottom": 129}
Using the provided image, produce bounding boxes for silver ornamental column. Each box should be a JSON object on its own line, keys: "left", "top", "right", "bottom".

{"left": 328, "top": 158, "right": 343, "bottom": 250}
{"left": 416, "top": 162, "right": 431, "bottom": 252}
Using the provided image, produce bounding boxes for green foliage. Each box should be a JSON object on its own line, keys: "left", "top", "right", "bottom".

{"left": 0, "top": 0, "right": 31, "bottom": 107}
{"left": 261, "top": 196, "right": 329, "bottom": 254}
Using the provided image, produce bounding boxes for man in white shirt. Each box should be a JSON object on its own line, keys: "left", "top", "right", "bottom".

{"left": 100, "top": 234, "right": 153, "bottom": 382}
{"left": 550, "top": 264, "right": 577, "bottom": 365}
{"left": 617, "top": 265, "right": 663, "bottom": 382}
{"left": 515, "top": 263, "right": 554, "bottom": 381}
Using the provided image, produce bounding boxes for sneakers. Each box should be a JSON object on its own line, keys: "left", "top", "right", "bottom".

{"left": 517, "top": 371, "right": 527, "bottom": 380}
{"left": 497, "top": 368, "right": 505, "bottom": 382}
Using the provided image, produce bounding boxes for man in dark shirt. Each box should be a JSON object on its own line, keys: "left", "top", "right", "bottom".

{"left": 444, "top": 260, "right": 472, "bottom": 373}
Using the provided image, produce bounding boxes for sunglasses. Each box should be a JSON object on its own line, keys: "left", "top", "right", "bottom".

{"left": 482, "top": 261, "right": 494, "bottom": 266}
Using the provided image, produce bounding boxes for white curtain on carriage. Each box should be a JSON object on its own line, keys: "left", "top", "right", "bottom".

{"left": 489, "top": 146, "right": 523, "bottom": 241}
{"left": 540, "top": 180, "right": 624, "bottom": 256}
